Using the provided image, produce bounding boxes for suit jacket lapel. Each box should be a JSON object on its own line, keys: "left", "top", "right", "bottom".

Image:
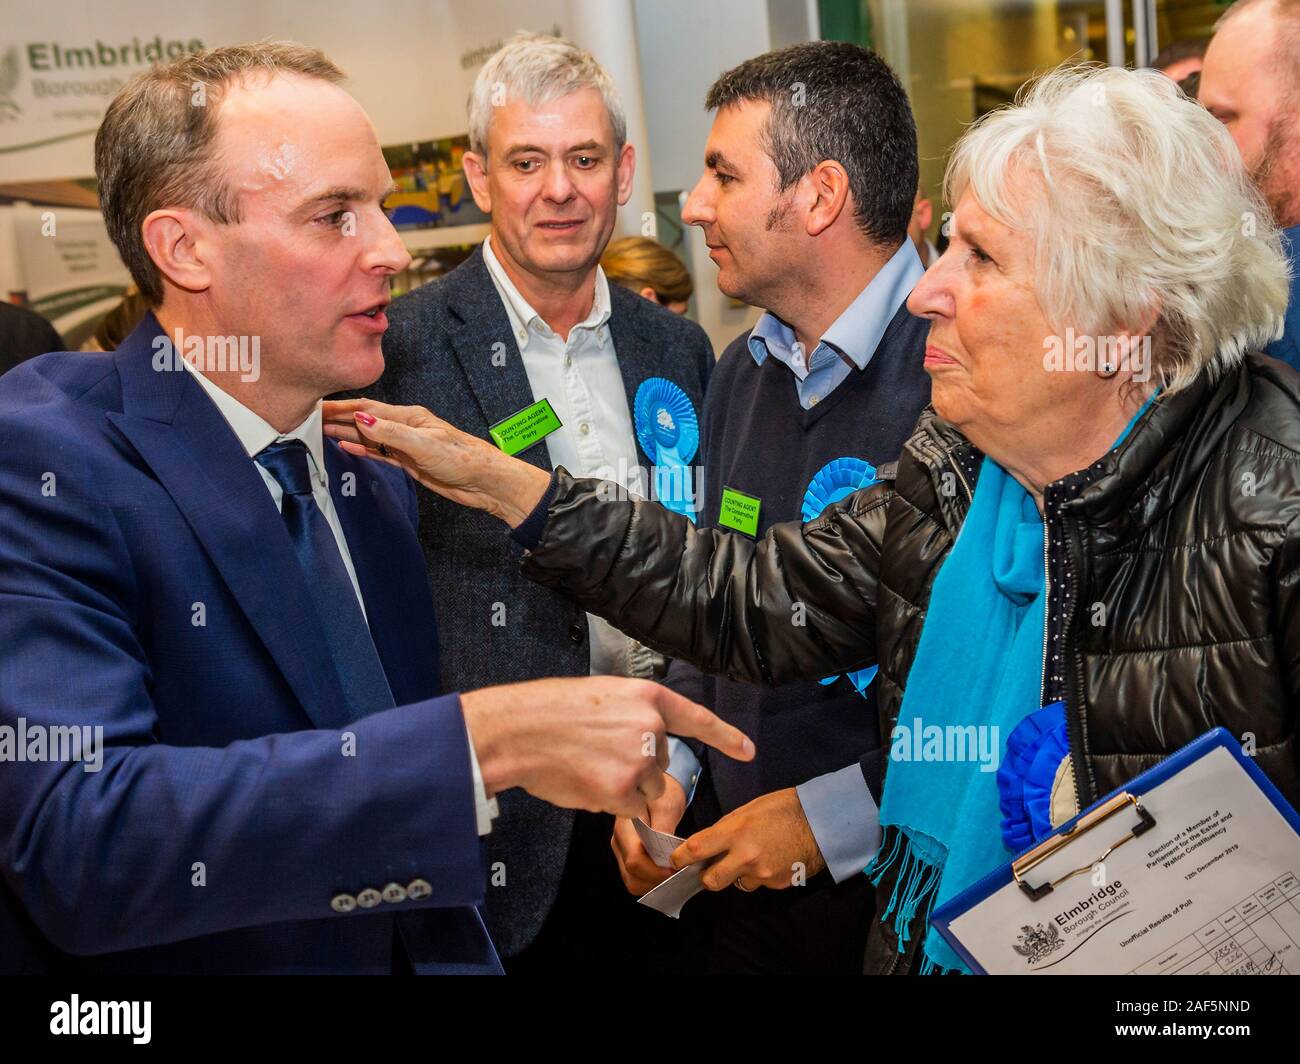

{"left": 444, "top": 246, "right": 553, "bottom": 474}
{"left": 105, "top": 316, "right": 356, "bottom": 730}
{"left": 326, "top": 442, "right": 441, "bottom": 705}
{"left": 608, "top": 293, "right": 655, "bottom": 408}
{"left": 608, "top": 293, "right": 661, "bottom": 483}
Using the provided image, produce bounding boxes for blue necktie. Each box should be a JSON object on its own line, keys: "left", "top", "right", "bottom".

{"left": 255, "top": 439, "right": 395, "bottom": 717}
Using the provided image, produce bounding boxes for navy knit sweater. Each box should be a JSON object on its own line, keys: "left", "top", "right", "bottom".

{"left": 666, "top": 302, "right": 932, "bottom": 827}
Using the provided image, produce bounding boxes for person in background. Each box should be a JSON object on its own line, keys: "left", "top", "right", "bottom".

{"left": 81, "top": 287, "right": 149, "bottom": 351}
{"left": 612, "top": 41, "right": 932, "bottom": 973}
{"left": 0, "top": 301, "right": 64, "bottom": 377}
{"left": 372, "top": 32, "right": 714, "bottom": 973}
{"left": 1200, "top": 0, "right": 1300, "bottom": 369}
{"left": 1150, "top": 36, "right": 1207, "bottom": 83}
{"left": 907, "top": 183, "right": 940, "bottom": 268}
{"left": 600, "top": 235, "right": 693, "bottom": 313}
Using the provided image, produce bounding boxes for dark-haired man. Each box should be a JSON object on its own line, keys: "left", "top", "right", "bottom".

{"left": 609, "top": 41, "right": 933, "bottom": 973}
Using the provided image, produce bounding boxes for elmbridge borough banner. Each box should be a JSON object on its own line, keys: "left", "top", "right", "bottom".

{"left": 0, "top": 0, "right": 574, "bottom": 183}
{"left": 0, "top": 33, "right": 206, "bottom": 182}
{"left": 0, "top": 0, "right": 596, "bottom": 333}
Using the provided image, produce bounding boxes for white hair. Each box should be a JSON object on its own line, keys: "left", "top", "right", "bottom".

{"left": 467, "top": 32, "right": 626, "bottom": 160}
{"left": 945, "top": 63, "right": 1290, "bottom": 393}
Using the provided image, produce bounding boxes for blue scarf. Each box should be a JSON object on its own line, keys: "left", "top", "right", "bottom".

{"left": 866, "top": 395, "right": 1156, "bottom": 973}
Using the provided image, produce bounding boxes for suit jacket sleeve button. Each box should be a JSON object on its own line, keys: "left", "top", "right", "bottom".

{"left": 330, "top": 893, "right": 357, "bottom": 914}
{"left": 356, "top": 887, "right": 382, "bottom": 909}
{"left": 381, "top": 881, "right": 408, "bottom": 904}
{"left": 406, "top": 878, "right": 432, "bottom": 900}
{"left": 569, "top": 622, "right": 585, "bottom": 643}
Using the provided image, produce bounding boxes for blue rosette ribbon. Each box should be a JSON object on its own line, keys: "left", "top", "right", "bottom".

{"left": 634, "top": 378, "right": 699, "bottom": 521}
{"left": 802, "top": 457, "right": 879, "bottom": 697}
{"left": 996, "top": 700, "right": 1071, "bottom": 852}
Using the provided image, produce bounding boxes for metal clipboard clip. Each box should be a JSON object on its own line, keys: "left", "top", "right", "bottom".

{"left": 1012, "top": 791, "right": 1157, "bottom": 901}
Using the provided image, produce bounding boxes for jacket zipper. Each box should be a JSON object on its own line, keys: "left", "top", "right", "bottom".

{"left": 1040, "top": 512, "right": 1050, "bottom": 704}
{"left": 1061, "top": 513, "right": 1095, "bottom": 811}
{"left": 949, "top": 452, "right": 972, "bottom": 505}
{"left": 920, "top": 423, "right": 973, "bottom": 515}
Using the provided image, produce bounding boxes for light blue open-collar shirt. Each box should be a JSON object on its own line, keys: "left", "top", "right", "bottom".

{"left": 665, "top": 238, "right": 924, "bottom": 883}
{"left": 747, "top": 238, "right": 924, "bottom": 410}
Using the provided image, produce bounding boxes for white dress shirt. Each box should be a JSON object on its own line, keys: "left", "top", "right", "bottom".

{"left": 181, "top": 359, "right": 498, "bottom": 834}
{"left": 482, "top": 235, "right": 661, "bottom": 679}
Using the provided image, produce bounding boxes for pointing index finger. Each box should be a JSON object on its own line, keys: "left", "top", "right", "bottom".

{"left": 653, "top": 687, "right": 754, "bottom": 763}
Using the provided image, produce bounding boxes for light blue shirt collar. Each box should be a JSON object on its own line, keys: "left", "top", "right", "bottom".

{"left": 748, "top": 238, "right": 924, "bottom": 378}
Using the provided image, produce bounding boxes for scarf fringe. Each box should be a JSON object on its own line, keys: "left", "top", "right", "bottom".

{"left": 865, "top": 826, "right": 944, "bottom": 953}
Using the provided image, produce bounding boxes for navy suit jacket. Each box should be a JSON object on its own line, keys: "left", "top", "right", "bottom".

{"left": 0, "top": 316, "right": 500, "bottom": 974}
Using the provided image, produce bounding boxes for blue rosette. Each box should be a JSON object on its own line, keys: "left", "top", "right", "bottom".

{"left": 634, "top": 378, "right": 699, "bottom": 521}
{"left": 801, "top": 456, "right": 878, "bottom": 522}
{"left": 803, "top": 457, "right": 879, "bottom": 696}
{"left": 997, "top": 700, "right": 1070, "bottom": 852}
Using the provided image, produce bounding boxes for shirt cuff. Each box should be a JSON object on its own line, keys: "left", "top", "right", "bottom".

{"left": 509, "top": 471, "right": 560, "bottom": 551}
{"left": 465, "top": 729, "right": 500, "bottom": 836}
{"left": 665, "top": 736, "right": 701, "bottom": 807}
{"left": 795, "top": 763, "right": 882, "bottom": 884}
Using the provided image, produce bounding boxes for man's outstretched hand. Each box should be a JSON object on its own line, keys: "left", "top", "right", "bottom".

{"left": 460, "top": 677, "right": 754, "bottom": 820}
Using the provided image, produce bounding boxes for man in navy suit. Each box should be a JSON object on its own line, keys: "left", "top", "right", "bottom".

{"left": 0, "top": 42, "right": 749, "bottom": 975}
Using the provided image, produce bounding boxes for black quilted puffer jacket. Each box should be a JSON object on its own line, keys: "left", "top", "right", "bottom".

{"left": 517, "top": 353, "right": 1300, "bottom": 973}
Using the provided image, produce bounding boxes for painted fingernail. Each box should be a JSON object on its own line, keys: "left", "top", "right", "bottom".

{"left": 354, "top": 412, "right": 377, "bottom": 426}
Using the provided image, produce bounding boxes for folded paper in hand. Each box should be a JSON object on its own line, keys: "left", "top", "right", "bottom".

{"left": 633, "top": 817, "right": 708, "bottom": 919}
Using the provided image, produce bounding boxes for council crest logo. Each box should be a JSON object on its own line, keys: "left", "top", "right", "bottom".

{"left": 1012, "top": 922, "right": 1063, "bottom": 965}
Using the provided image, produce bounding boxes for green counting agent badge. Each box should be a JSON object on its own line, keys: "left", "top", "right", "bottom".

{"left": 489, "top": 398, "right": 563, "bottom": 457}
{"left": 719, "top": 486, "right": 761, "bottom": 537}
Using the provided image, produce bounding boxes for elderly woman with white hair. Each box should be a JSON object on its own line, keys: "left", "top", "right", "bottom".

{"left": 326, "top": 64, "right": 1300, "bottom": 974}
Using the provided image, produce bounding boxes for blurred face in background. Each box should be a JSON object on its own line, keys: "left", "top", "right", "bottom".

{"left": 463, "top": 87, "right": 635, "bottom": 286}
{"left": 636, "top": 287, "right": 689, "bottom": 314}
{"left": 682, "top": 99, "right": 805, "bottom": 309}
{"left": 1201, "top": 5, "right": 1300, "bottom": 227}
{"left": 1158, "top": 56, "right": 1203, "bottom": 83}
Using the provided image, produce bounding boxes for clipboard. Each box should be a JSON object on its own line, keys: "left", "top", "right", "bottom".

{"left": 931, "top": 727, "right": 1300, "bottom": 974}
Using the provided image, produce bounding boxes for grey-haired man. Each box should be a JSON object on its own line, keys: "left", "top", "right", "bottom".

{"left": 372, "top": 32, "right": 714, "bottom": 970}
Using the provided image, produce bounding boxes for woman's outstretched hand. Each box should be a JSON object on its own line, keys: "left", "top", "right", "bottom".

{"left": 321, "top": 398, "right": 551, "bottom": 528}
